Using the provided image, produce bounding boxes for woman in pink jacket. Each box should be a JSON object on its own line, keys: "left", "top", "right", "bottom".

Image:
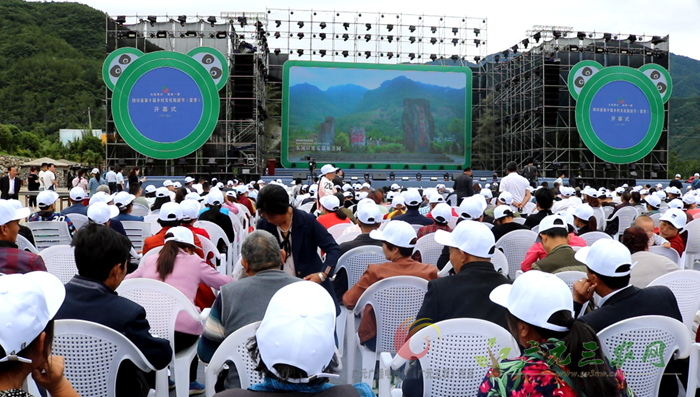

{"left": 126, "top": 226, "right": 233, "bottom": 394}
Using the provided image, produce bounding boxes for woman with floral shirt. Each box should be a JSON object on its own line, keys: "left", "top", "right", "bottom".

{"left": 479, "top": 270, "right": 635, "bottom": 397}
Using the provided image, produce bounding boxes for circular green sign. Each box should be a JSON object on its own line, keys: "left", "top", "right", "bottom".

{"left": 111, "top": 52, "right": 220, "bottom": 159}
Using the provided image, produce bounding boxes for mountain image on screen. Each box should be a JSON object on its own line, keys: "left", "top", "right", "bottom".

{"left": 288, "top": 74, "right": 466, "bottom": 164}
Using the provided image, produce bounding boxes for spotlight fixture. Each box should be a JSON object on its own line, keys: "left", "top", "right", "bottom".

{"left": 387, "top": 24, "right": 393, "bottom": 31}
{"left": 156, "top": 30, "right": 167, "bottom": 39}
{"left": 389, "top": 172, "right": 396, "bottom": 181}
{"left": 274, "top": 48, "right": 281, "bottom": 55}
{"left": 603, "top": 32, "right": 612, "bottom": 42}
{"left": 430, "top": 26, "right": 437, "bottom": 33}
{"left": 207, "top": 16, "right": 217, "bottom": 27}
{"left": 494, "top": 54, "right": 500, "bottom": 62}
{"left": 319, "top": 49, "right": 327, "bottom": 57}
{"left": 297, "top": 49, "right": 304, "bottom": 56}
{"left": 177, "top": 15, "right": 187, "bottom": 26}
{"left": 522, "top": 38, "right": 529, "bottom": 48}
{"left": 502, "top": 50, "right": 509, "bottom": 58}
{"left": 450, "top": 55, "right": 459, "bottom": 62}
{"left": 552, "top": 30, "right": 561, "bottom": 39}
{"left": 365, "top": 23, "right": 371, "bottom": 31}
{"left": 511, "top": 45, "right": 519, "bottom": 53}
{"left": 215, "top": 31, "right": 227, "bottom": 39}
{"left": 147, "top": 15, "right": 157, "bottom": 26}
{"left": 387, "top": 52, "right": 394, "bottom": 59}
{"left": 319, "top": 33, "right": 326, "bottom": 40}
{"left": 409, "top": 53, "right": 416, "bottom": 60}
{"left": 409, "top": 36, "right": 416, "bottom": 44}
{"left": 364, "top": 34, "right": 371, "bottom": 42}
{"left": 275, "top": 20, "right": 281, "bottom": 28}
{"left": 474, "top": 39, "right": 481, "bottom": 47}
{"left": 409, "top": 25, "right": 416, "bottom": 32}
{"left": 297, "top": 21, "right": 304, "bottom": 28}
{"left": 474, "top": 55, "right": 481, "bottom": 62}
{"left": 387, "top": 35, "right": 394, "bottom": 43}
{"left": 430, "top": 37, "right": 437, "bottom": 45}
{"left": 115, "top": 15, "right": 126, "bottom": 25}
{"left": 297, "top": 32, "right": 304, "bottom": 39}
{"left": 320, "top": 22, "right": 326, "bottom": 29}
{"left": 126, "top": 31, "right": 137, "bottom": 39}
{"left": 343, "top": 22, "right": 350, "bottom": 30}
{"left": 533, "top": 31, "right": 541, "bottom": 43}
{"left": 473, "top": 28, "right": 480, "bottom": 36}
{"left": 237, "top": 16, "right": 246, "bottom": 27}
{"left": 364, "top": 51, "right": 371, "bottom": 59}
{"left": 452, "top": 27, "right": 458, "bottom": 35}
{"left": 342, "top": 33, "right": 349, "bottom": 41}
{"left": 577, "top": 31, "right": 586, "bottom": 40}
{"left": 452, "top": 38, "right": 459, "bottom": 46}
{"left": 274, "top": 32, "right": 280, "bottom": 39}
{"left": 650, "top": 35, "right": 666, "bottom": 45}
{"left": 416, "top": 173, "right": 422, "bottom": 181}
{"left": 627, "top": 34, "right": 637, "bottom": 43}
{"left": 342, "top": 50, "right": 349, "bottom": 58}
{"left": 430, "top": 54, "right": 437, "bottom": 61}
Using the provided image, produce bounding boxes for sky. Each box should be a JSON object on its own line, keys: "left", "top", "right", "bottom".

{"left": 288, "top": 67, "right": 467, "bottom": 90}
{"left": 68, "top": 0, "right": 700, "bottom": 61}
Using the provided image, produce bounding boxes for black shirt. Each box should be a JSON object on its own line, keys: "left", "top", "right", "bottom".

{"left": 491, "top": 221, "right": 530, "bottom": 242}
{"left": 27, "top": 174, "right": 40, "bottom": 191}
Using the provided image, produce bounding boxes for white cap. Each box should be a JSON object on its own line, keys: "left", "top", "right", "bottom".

{"left": 216, "top": 182, "right": 225, "bottom": 189}
{"left": 538, "top": 215, "right": 568, "bottom": 234}
{"left": 356, "top": 191, "right": 368, "bottom": 200}
{"left": 356, "top": 203, "right": 382, "bottom": 225}
{"left": 660, "top": 208, "right": 687, "bottom": 230}
{"left": 643, "top": 195, "right": 661, "bottom": 209}
{"left": 683, "top": 194, "right": 696, "bottom": 205}
{"left": 667, "top": 186, "right": 682, "bottom": 195}
{"left": 308, "top": 184, "right": 318, "bottom": 194}
{"left": 37, "top": 191, "right": 59, "bottom": 208}
{"left": 404, "top": 189, "right": 422, "bottom": 206}
{"left": 640, "top": 189, "right": 649, "bottom": 196}
{"left": 573, "top": 204, "right": 594, "bottom": 221}
{"left": 69, "top": 187, "right": 86, "bottom": 201}
{"left": 361, "top": 183, "right": 371, "bottom": 190}
{"left": 457, "top": 198, "right": 484, "bottom": 220}
{"left": 431, "top": 203, "right": 452, "bottom": 224}
{"left": 257, "top": 179, "right": 265, "bottom": 185}
{"left": 256, "top": 282, "right": 337, "bottom": 383}
{"left": 391, "top": 195, "right": 405, "bottom": 208}
{"left": 113, "top": 192, "right": 136, "bottom": 208}
{"left": 435, "top": 220, "right": 495, "bottom": 258}
{"left": 436, "top": 184, "right": 446, "bottom": 190}
{"left": 173, "top": 182, "right": 182, "bottom": 189}
{"left": 320, "top": 164, "right": 338, "bottom": 175}
{"left": 180, "top": 200, "right": 200, "bottom": 221}
{"left": 423, "top": 189, "right": 437, "bottom": 199}
{"left": 656, "top": 183, "right": 663, "bottom": 188}
{"left": 227, "top": 180, "right": 234, "bottom": 187}
{"left": 163, "top": 179, "right": 174, "bottom": 187}
{"left": 622, "top": 183, "right": 629, "bottom": 188}
{"left": 428, "top": 194, "right": 445, "bottom": 204}
{"left": 0, "top": 200, "right": 30, "bottom": 226}
{"left": 207, "top": 190, "right": 225, "bottom": 206}
{"left": 668, "top": 199, "right": 684, "bottom": 210}
{"left": 480, "top": 189, "right": 493, "bottom": 199}
{"left": 352, "top": 183, "right": 361, "bottom": 191}
{"left": 319, "top": 195, "right": 340, "bottom": 212}
{"left": 144, "top": 185, "right": 156, "bottom": 194}
{"left": 185, "top": 192, "right": 203, "bottom": 202}
{"left": 159, "top": 202, "right": 183, "bottom": 221}
{"left": 225, "top": 190, "right": 237, "bottom": 199}
{"left": 676, "top": 174, "right": 682, "bottom": 178}
{"left": 615, "top": 187, "right": 625, "bottom": 194}
{"left": 155, "top": 187, "right": 170, "bottom": 198}
{"left": 236, "top": 185, "right": 248, "bottom": 194}
{"left": 390, "top": 183, "right": 400, "bottom": 191}
{"left": 654, "top": 190, "right": 667, "bottom": 200}
{"left": 343, "top": 191, "right": 353, "bottom": 198}
{"left": 184, "top": 176, "right": 195, "bottom": 183}
{"left": 370, "top": 220, "right": 417, "bottom": 248}
{"left": 493, "top": 205, "right": 514, "bottom": 220}
{"left": 87, "top": 202, "right": 119, "bottom": 225}
{"left": 490, "top": 270, "right": 573, "bottom": 332}
{"left": 575, "top": 239, "right": 636, "bottom": 278}
{"left": 0, "top": 272, "right": 65, "bottom": 363}
{"left": 91, "top": 168, "right": 100, "bottom": 174}
{"left": 497, "top": 191, "right": 513, "bottom": 205}
{"left": 88, "top": 191, "right": 115, "bottom": 206}
{"left": 164, "top": 226, "right": 196, "bottom": 247}
{"left": 342, "top": 184, "right": 352, "bottom": 192}
{"left": 555, "top": 210, "right": 575, "bottom": 229}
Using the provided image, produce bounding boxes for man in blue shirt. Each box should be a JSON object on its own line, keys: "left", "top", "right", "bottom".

{"left": 113, "top": 191, "right": 145, "bottom": 222}
{"left": 391, "top": 189, "right": 433, "bottom": 226}
{"left": 62, "top": 187, "right": 88, "bottom": 216}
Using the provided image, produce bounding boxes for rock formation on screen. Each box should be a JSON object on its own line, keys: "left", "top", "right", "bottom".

{"left": 402, "top": 99, "right": 435, "bottom": 153}
{"left": 318, "top": 116, "right": 336, "bottom": 147}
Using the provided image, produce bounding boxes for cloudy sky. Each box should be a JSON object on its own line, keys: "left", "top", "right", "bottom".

{"left": 73, "top": 0, "right": 700, "bottom": 60}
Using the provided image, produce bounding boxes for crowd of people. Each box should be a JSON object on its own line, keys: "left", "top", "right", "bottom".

{"left": 0, "top": 160, "right": 698, "bottom": 397}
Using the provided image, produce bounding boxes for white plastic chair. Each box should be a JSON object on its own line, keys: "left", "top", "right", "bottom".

{"left": 648, "top": 270, "right": 700, "bottom": 334}
{"left": 195, "top": 220, "right": 234, "bottom": 275}
{"left": 512, "top": 217, "right": 526, "bottom": 225}
{"left": 131, "top": 203, "right": 150, "bottom": 217}
{"left": 68, "top": 213, "right": 89, "bottom": 230}
{"left": 682, "top": 219, "right": 700, "bottom": 270}
{"left": 603, "top": 205, "right": 615, "bottom": 218}
{"left": 531, "top": 225, "right": 539, "bottom": 234}
{"left": 328, "top": 222, "right": 353, "bottom": 240}
{"left": 15, "top": 234, "right": 39, "bottom": 254}
{"left": 335, "top": 230, "right": 361, "bottom": 244}
{"left": 378, "top": 318, "right": 519, "bottom": 397}
{"left": 410, "top": 224, "right": 423, "bottom": 233}
{"left": 650, "top": 246, "right": 682, "bottom": 267}
{"left": 350, "top": 276, "right": 429, "bottom": 386}
{"left": 144, "top": 213, "right": 159, "bottom": 223}
{"left": 39, "top": 245, "right": 77, "bottom": 284}
{"left": 686, "top": 343, "right": 700, "bottom": 397}
{"left": 117, "top": 279, "right": 207, "bottom": 397}
{"left": 53, "top": 319, "right": 156, "bottom": 397}
{"left": 555, "top": 270, "right": 587, "bottom": 292}
{"left": 597, "top": 315, "right": 690, "bottom": 397}
{"left": 121, "top": 221, "right": 152, "bottom": 253}
{"left": 199, "top": 235, "right": 228, "bottom": 276}
{"left": 299, "top": 202, "right": 314, "bottom": 213}
{"left": 139, "top": 245, "right": 163, "bottom": 268}
{"left": 608, "top": 206, "right": 638, "bottom": 239}
{"left": 490, "top": 249, "right": 509, "bottom": 277}
{"left": 593, "top": 206, "right": 607, "bottom": 231}
{"left": 412, "top": 233, "right": 443, "bottom": 266}
{"left": 26, "top": 221, "right": 72, "bottom": 250}
{"left": 495, "top": 229, "right": 537, "bottom": 280}
{"left": 483, "top": 222, "right": 494, "bottom": 230}
{"left": 335, "top": 245, "right": 386, "bottom": 359}
{"left": 580, "top": 231, "right": 613, "bottom": 246}
{"left": 204, "top": 321, "right": 263, "bottom": 396}
{"left": 650, "top": 213, "right": 662, "bottom": 228}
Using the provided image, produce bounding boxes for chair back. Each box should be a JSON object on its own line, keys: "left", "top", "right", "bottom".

{"left": 610, "top": 206, "right": 639, "bottom": 237}
{"left": 121, "top": 221, "right": 152, "bottom": 252}
{"left": 131, "top": 203, "right": 150, "bottom": 217}
{"left": 649, "top": 246, "right": 682, "bottom": 266}
{"left": 143, "top": 213, "right": 159, "bottom": 223}
{"left": 490, "top": 249, "right": 509, "bottom": 277}
{"left": 650, "top": 213, "right": 662, "bottom": 228}
{"left": 411, "top": 318, "right": 519, "bottom": 397}
{"left": 413, "top": 233, "right": 443, "bottom": 266}
{"left": 555, "top": 270, "right": 588, "bottom": 292}
{"left": 648, "top": 270, "right": 700, "bottom": 333}
{"left": 328, "top": 222, "right": 353, "bottom": 240}
{"left": 512, "top": 217, "right": 526, "bottom": 225}
{"left": 410, "top": 224, "right": 423, "bottom": 233}
{"left": 597, "top": 315, "right": 690, "bottom": 397}
{"left": 138, "top": 245, "right": 163, "bottom": 268}
{"left": 592, "top": 206, "right": 607, "bottom": 231}
{"left": 354, "top": 276, "right": 428, "bottom": 355}
{"left": 299, "top": 202, "right": 314, "bottom": 213}
{"left": 580, "top": 231, "right": 613, "bottom": 246}
{"left": 495, "top": 229, "right": 537, "bottom": 280}
{"left": 683, "top": 219, "right": 700, "bottom": 270}
{"left": 26, "top": 221, "right": 71, "bottom": 250}
{"left": 199, "top": 236, "right": 228, "bottom": 276}
{"left": 335, "top": 230, "right": 361, "bottom": 245}
{"left": 530, "top": 225, "right": 539, "bottom": 234}
{"left": 603, "top": 205, "right": 615, "bottom": 218}
{"left": 335, "top": 246, "right": 385, "bottom": 289}
{"left": 68, "top": 213, "right": 89, "bottom": 230}
{"left": 53, "top": 319, "right": 155, "bottom": 397}
{"left": 39, "top": 245, "right": 77, "bottom": 284}
{"left": 15, "top": 234, "right": 39, "bottom": 254}
{"left": 204, "top": 322, "right": 263, "bottom": 396}
{"left": 194, "top": 220, "right": 230, "bottom": 250}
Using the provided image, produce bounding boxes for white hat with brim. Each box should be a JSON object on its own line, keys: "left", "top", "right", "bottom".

{"left": 70, "top": 187, "right": 86, "bottom": 201}
{"left": 434, "top": 220, "right": 495, "bottom": 258}
{"left": 660, "top": 208, "right": 687, "bottom": 230}
{"left": 37, "top": 191, "right": 59, "bottom": 208}
{"left": 88, "top": 191, "right": 116, "bottom": 206}
{"left": 430, "top": 203, "right": 452, "bottom": 224}
{"left": 574, "top": 239, "right": 636, "bottom": 277}
{"left": 369, "top": 220, "right": 416, "bottom": 248}
{"left": 159, "top": 202, "right": 183, "bottom": 222}
{"left": 0, "top": 201, "right": 30, "bottom": 226}
{"left": 320, "top": 164, "right": 338, "bottom": 175}
{"left": 164, "top": 226, "right": 196, "bottom": 247}
{"left": 87, "top": 202, "right": 119, "bottom": 225}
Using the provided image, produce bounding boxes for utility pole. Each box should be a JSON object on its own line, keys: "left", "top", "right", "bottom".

{"left": 87, "top": 107, "right": 92, "bottom": 132}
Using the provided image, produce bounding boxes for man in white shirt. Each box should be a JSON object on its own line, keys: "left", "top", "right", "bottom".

{"left": 498, "top": 161, "right": 531, "bottom": 211}
{"left": 554, "top": 172, "right": 565, "bottom": 186}
{"left": 38, "top": 162, "right": 47, "bottom": 191}
{"left": 105, "top": 166, "right": 118, "bottom": 193}
{"left": 317, "top": 164, "right": 337, "bottom": 199}
{"left": 551, "top": 187, "right": 581, "bottom": 213}
{"left": 41, "top": 163, "right": 57, "bottom": 191}
{"left": 116, "top": 167, "right": 125, "bottom": 192}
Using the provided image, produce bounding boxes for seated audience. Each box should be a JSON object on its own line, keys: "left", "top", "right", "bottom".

{"left": 179, "top": 200, "right": 211, "bottom": 240}
{"left": 416, "top": 202, "right": 452, "bottom": 240}
{"left": 0, "top": 200, "right": 46, "bottom": 273}
{"left": 391, "top": 190, "right": 433, "bottom": 226}
{"left": 531, "top": 215, "right": 587, "bottom": 274}
{"left": 150, "top": 187, "right": 172, "bottom": 212}
{"left": 317, "top": 195, "right": 352, "bottom": 229}
{"left": 658, "top": 208, "right": 687, "bottom": 255}
{"left": 199, "top": 190, "right": 235, "bottom": 250}
{"left": 572, "top": 204, "right": 598, "bottom": 235}
{"left": 621, "top": 226, "right": 679, "bottom": 288}
{"left": 634, "top": 215, "right": 670, "bottom": 248}
{"left": 384, "top": 195, "right": 406, "bottom": 220}
{"left": 491, "top": 205, "right": 529, "bottom": 241}
{"left": 436, "top": 198, "right": 486, "bottom": 270}
{"left": 61, "top": 187, "right": 88, "bottom": 216}
{"left": 113, "top": 191, "right": 145, "bottom": 222}
{"left": 524, "top": 188, "right": 554, "bottom": 228}
{"left": 28, "top": 191, "right": 76, "bottom": 238}
{"left": 521, "top": 210, "right": 585, "bottom": 271}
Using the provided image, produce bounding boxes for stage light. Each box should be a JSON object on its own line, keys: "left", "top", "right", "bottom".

{"left": 409, "top": 53, "right": 415, "bottom": 60}
{"left": 430, "top": 177, "right": 438, "bottom": 181}
{"left": 364, "top": 172, "right": 370, "bottom": 180}
{"left": 387, "top": 35, "right": 394, "bottom": 43}
{"left": 522, "top": 38, "right": 529, "bottom": 48}
{"left": 430, "top": 54, "right": 437, "bottom": 61}
{"left": 603, "top": 32, "right": 612, "bottom": 42}
{"left": 451, "top": 55, "right": 459, "bottom": 62}
{"left": 552, "top": 30, "right": 561, "bottom": 39}
{"left": 620, "top": 48, "right": 629, "bottom": 54}
{"left": 342, "top": 33, "right": 349, "bottom": 41}
{"left": 474, "top": 55, "right": 481, "bottom": 62}
{"left": 297, "top": 21, "right": 304, "bottom": 28}
{"left": 115, "top": 15, "right": 126, "bottom": 25}
{"left": 237, "top": 16, "right": 246, "bottom": 27}
{"left": 494, "top": 54, "right": 500, "bottom": 62}
{"left": 297, "top": 49, "right": 304, "bottom": 56}
{"left": 297, "top": 32, "right": 304, "bottom": 39}
{"left": 604, "top": 162, "right": 612, "bottom": 171}
{"left": 366, "top": 23, "right": 372, "bottom": 31}
{"left": 156, "top": 31, "right": 167, "bottom": 39}
{"left": 147, "top": 15, "right": 157, "bottom": 26}
{"left": 365, "top": 34, "right": 371, "bottom": 42}
{"left": 409, "top": 36, "right": 416, "bottom": 43}
{"left": 474, "top": 39, "right": 481, "bottom": 47}
{"left": 177, "top": 15, "right": 187, "bottom": 26}
{"left": 343, "top": 22, "right": 350, "bottom": 30}
{"left": 342, "top": 50, "right": 349, "bottom": 58}
{"left": 274, "top": 32, "right": 280, "bottom": 39}
{"left": 577, "top": 31, "right": 586, "bottom": 40}
{"left": 595, "top": 47, "right": 605, "bottom": 53}
{"left": 627, "top": 34, "right": 637, "bottom": 43}
{"left": 452, "top": 38, "right": 459, "bottom": 46}
{"left": 275, "top": 20, "right": 281, "bottom": 28}
{"left": 319, "top": 22, "right": 327, "bottom": 30}
{"left": 651, "top": 35, "right": 665, "bottom": 45}
{"left": 416, "top": 173, "right": 422, "bottom": 181}
{"left": 389, "top": 172, "right": 396, "bottom": 181}
{"left": 409, "top": 25, "right": 416, "bottom": 32}
{"left": 443, "top": 172, "right": 450, "bottom": 181}
{"left": 126, "top": 31, "right": 137, "bottom": 39}
{"left": 274, "top": 48, "right": 281, "bottom": 55}
{"left": 401, "top": 176, "right": 410, "bottom": 181}
{"left": 319, "top": 49, "right": 326, "bottom": 57}
{"left": 452, "top": 28, "right": 458, "bottom": 35}
{"left": 533, "top": 32, "right": 541, "bottom": 43}
{"left": 431, "top": 26, "right": 437, "bottom": 33}
{"left": 502, "top": 50, "right": 509, "bottom": 58}
{"left": 207, "top": 16, "right": 217, "bottom": 27}
{"left": 387, "top": 24, "right": 394, "bottom": 31}
{"left": 473, "top": 28, "right": 480, "bottom": 36}
{"left": 215, "top": 31, "right": 227, "bottom": 39}
{"left": 319, "top": 33, "right": 326, "bottom": 40}
{"left": 430, "top": 38, "right": 437, "bottom": 45}
{"left": 364, "top": 51, "right": 371, "bottom": 59}
{"left": 387, "top": 52, "right": 394, "bottom": 59}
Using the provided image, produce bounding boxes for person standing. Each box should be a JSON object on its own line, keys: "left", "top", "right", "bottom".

{"left": 105, "top": 166, "right": 118, "bottom": 194}
{"left": 453, "top": 166, "right": 474, "bottom": 202}
{"left": 669, "top": 174, "right": 683, "bottom": 190}
{"left": 318, "top": 164, "right": 338, "bottom": 200}
{"left": 38, "top": 162, "right": 47, "bottom": 191}
{"left": 42, "top": 163, "right": 57, "bottom": 191}
{"left": 27, "top": 166, "right": 40, "bottom": 208}
{"left": 0, "top": 166, "right": 21, "bottom": 200}
{"left": 499, "top": 162, "right": 531, "bottom": 212}
{"left": 116, "top": 166, "right": 125, "bottom": 192}
{"left": 522, "top": 158, "right": 539, "bottom": 188}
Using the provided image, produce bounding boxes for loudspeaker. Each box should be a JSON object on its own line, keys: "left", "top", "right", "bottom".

{"left": 292, "top": 171, "right": 307, "bottom": 179}
{"left": 372, "top": 172, "right": 387, "bottom": 180}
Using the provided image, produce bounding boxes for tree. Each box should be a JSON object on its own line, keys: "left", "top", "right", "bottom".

{"left": 334, "top": 132, "right": 350, "bottom": 151}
